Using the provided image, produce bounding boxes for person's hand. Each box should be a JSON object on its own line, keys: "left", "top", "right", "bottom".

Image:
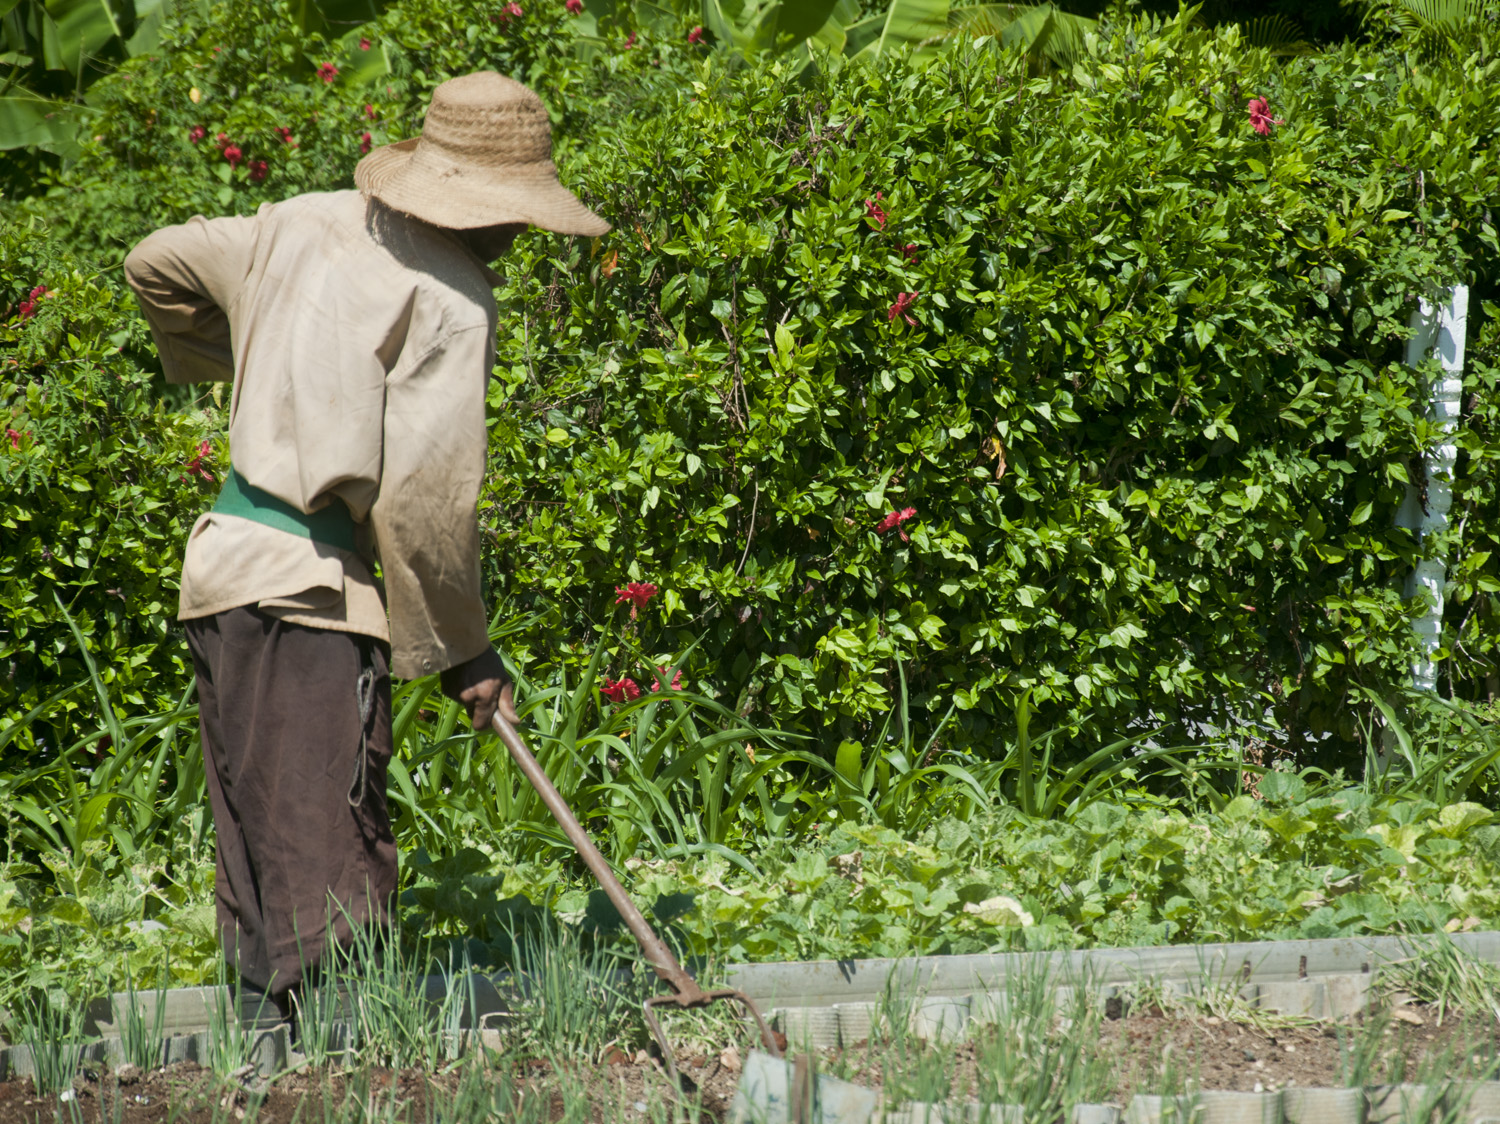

{"left": 439, "top": 646, "right": 519, "bottom": 731}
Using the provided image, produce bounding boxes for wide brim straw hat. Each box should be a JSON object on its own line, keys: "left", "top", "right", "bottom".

{"left": 355, "top": 71, "right": 609, "bottom": 236}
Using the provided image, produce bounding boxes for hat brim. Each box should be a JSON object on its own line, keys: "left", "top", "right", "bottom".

{"left": 355, "top": 138, "right": 611, "bottom": 236}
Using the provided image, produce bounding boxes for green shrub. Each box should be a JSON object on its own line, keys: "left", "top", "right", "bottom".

{"left": 16, "top": 0, "right": 687, "bottom": 261}
{"left": 0, "top": 221, "right": 215, "bottom": 751}
{"left": 8, "top": 4, "right": 1500, "bottom": 788}
{"left": 481, "top": 20, "right": 1500, "bottom": 767}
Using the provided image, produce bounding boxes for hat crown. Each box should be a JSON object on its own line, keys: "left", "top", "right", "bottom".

{"left": 420, "top": 72, "right": 552, "bottom": 168}
{"left": 353, "top": 70, "right": 608, "bottom": 235}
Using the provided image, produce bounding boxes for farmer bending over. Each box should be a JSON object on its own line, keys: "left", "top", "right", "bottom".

{"left": 124, "top": 73, "right": 609, "bottom": 1028}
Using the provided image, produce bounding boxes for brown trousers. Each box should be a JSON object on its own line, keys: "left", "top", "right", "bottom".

{"left": 186, "top": 606, "right": 398, "bottom": 994}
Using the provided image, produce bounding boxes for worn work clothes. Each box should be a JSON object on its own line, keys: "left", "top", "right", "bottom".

{"left": 186, "top": 605, "right": 397, "bottom": 993}
{"left": 124, "top": 191, "right": 501, "bottom": 679}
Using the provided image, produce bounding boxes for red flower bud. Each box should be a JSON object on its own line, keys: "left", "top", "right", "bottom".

{"left": 189, "top": 125, "right": 207, "bottom": 144}
{"left": 888, "top": 291, "right": 918, "bottom": 327}
{"left": 875, "top": 507, "right": 918, "bottom": 541}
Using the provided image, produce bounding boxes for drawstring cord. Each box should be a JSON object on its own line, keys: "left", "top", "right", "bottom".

{"left": 349, "top": 665, "right": 377, "bottom": 808}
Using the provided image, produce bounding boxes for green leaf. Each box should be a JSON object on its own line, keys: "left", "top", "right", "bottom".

{"left": 42, "top": 0, "right": 122, "bottom": 74}
{"left": 0, "top": 94, "right": 85, "bottom": 155}
{"left": 835, "top": 739, "right": 862, "bottom": 785}
{"left": 1432, "top": 802, "right": 1492, "bottom": 839}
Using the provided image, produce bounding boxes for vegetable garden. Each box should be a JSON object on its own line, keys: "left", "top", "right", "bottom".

{"left": 4, "top": 0, "right": 1500, "bottom": 1116}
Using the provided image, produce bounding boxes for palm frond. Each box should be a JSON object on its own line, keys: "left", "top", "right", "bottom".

{"left": 928, "top": 2, "right": 1096, "bottom": 70}
{"left": 1350, "top": 0, "right": 1500, "bottom": 60}
{"left": 1240, "top": 14, "right": 1314, "bottom": 55}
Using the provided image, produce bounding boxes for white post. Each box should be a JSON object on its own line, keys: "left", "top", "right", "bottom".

{"left": 1393, "top": 285, "right": 1469, "bottom": 693}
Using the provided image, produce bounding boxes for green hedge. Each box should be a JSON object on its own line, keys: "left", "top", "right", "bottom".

{"left": 7, "top": 2, "right": 1500, "bottom": 773}
{"left": 483, "top": 22, "right": 1500, "bottom": 762}
{"left": 0, "top": 224, "right": 213, "bottom": 746}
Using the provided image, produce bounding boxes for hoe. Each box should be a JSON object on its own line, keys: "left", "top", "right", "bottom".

{"left": 492, "top": 712, "right": 880, "bottom": 1124}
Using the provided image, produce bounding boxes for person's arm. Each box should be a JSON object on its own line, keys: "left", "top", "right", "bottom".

{"left": 122, "top": 212, "right": 261, "bottom": 384}
{"left": 371, "top": 322, "right": 515, "bottom": 728}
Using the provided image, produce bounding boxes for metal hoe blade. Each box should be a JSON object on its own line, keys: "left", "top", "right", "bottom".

{"left": 491, "top": 712, "right": 783, "bottom": 1086}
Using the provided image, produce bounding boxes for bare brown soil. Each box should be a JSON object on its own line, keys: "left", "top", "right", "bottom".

{"left": 829, "top": 1004, "right": 1500, "bottom": 1101}
{"left": 0, "top": 1050, "right": 743, "bottom": 1124}
{"left": 1, "top": 1005, "right": 1495, "bottom": 1123}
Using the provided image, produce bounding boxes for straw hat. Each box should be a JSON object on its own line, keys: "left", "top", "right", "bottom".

{"left": 355, "top": 72, "right": 609, "bottom": 235}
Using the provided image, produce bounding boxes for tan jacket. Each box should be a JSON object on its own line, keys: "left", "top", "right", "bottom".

{"left": 124, "top": 190, "right": 499, "bottom": 679}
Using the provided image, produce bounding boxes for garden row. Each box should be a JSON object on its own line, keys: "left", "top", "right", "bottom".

{"left": 5, "top": 748, "right": 1499, "bottom": 1010}
{"left": 5, "top": 925, "right": 1500, "bottom": 1122}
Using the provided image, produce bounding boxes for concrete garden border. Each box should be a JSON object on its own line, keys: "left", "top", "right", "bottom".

{"left": 11, "top": 929, "right": 1493, "bottom": 1043}
{"left": 2, "top": 929, "right": 1495, "bottom": 1121}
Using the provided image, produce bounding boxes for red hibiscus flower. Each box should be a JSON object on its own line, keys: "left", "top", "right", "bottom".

{"left": 888, "top": 291, "right": 918, "bottom": 326}
{"left": 901, "top": 243, "right": 919, "bottom": 263}
{"left": 223, "top": 144, "right": 243, "bottom": 169}
{"left": 7, "top": 428, "right": 22, "bottom": 448}
{"left": 601, "top": 675, "right": 642, "bottom": 703}
{"left": 359, "top": 37, "right": 372, "bottom": 50}
{"left": 275, "top": 126, "right": 296, "bottom": 146}
{"left": 1247, "top": 96, "right": 1284, "bottom": 137}
{"left": 624, "top": 30, "right": 637, "bottom": 48}
{"left": 508, "top": 1, "right": 523, "bottom": 14}
{"left": 364, "top": 103, "right": 377, "bottom": 120}
{"left": 215, "top": 132, "right": 229, "bottom": 148}
{"left": 688, "top": 25, "right": 704, "bottom": 44}
{"left": 614, "top": 581, "right": 658, "bottom": 612}
{"left": 316, "top": 62, "right": 339, "bottom": 83}
{"left": 183, "top": 440, "right": 215, "bottom": 483}
{"left": 864, "top": 192, "right": 888, "bottom": 229}
{"left": 188, "top": 125, "right": 207, "bottom": 144}
{"left": 651, "top": 666, "right": 684, "bottom": 692}
{"left": 565, "top": 0, "right": 582, "bottom": 12}
{"left": 360, "top": 132, "right": 373, "bottom": 155}
{"left": 876, "top": 506, "right": 917, "bottom": 541}
{"left": 18, "top": 285, "right": 47, "bottom": 320}
{"left": 248, "top": 160, "right": 268, "bottom": 183}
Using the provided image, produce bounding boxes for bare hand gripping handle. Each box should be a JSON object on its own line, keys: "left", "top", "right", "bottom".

{"left": 490, "top": 712, "right": 782, "bottom": 1080}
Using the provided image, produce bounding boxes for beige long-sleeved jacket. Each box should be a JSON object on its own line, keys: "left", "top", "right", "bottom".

{"left": 124, "top": 190, "right": 499, "bottom": 679}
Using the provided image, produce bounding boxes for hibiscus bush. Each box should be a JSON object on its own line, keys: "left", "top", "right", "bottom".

{"left": 17, "top": 0, "right": 673, "bottom": 261}
{"left": 481, "top": 16, "right": 1500, "bottom": 769}
{"left": 7, "top": 1, "right": 1500, "bottom": 786}
{"left": 0, "top": 222, "right": 215, "bottom": 750}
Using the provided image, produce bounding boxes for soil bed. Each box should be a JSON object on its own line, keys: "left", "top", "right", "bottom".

{"left": 0, "top": 1004, "right": 1495, "bottom": 1123}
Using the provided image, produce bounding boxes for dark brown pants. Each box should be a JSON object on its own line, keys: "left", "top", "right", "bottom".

{"left": 186, "top": 606, "right": 398, "bottom": 995}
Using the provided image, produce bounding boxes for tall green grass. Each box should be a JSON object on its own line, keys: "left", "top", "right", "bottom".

{"left": 386, "top": 617, "right": 822, "bottom": 872}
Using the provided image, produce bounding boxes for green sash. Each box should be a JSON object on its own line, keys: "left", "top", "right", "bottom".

{"left": 213, "top": 467, "right": 357, "bottom": 553}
